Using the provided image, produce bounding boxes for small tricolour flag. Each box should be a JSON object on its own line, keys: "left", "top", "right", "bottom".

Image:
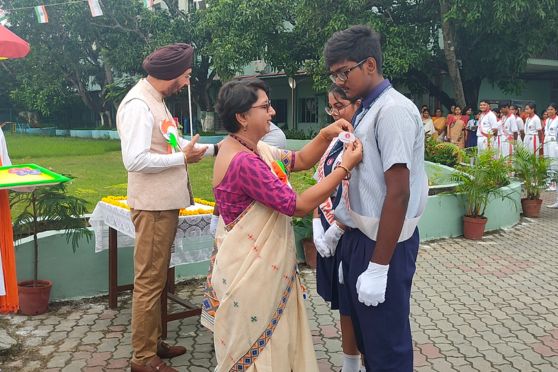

{"left": 143, "top": 0, "right": 154, "bottom": 8}
{"left": 88, "top": 0, "right": 103, "bottom": 17}
{"left": 34, "top": 5, "right": 48, "bottom": 24}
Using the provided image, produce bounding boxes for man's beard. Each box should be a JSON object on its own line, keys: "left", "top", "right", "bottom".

{"left": 165, "top": 81, "right": 185, "bottom": 97}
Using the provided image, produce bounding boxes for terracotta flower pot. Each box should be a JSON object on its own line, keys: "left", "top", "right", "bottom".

{"left": 521, "top": 198, "right": 543, "bottom": 218}
{"left": 301, "top": 237, "right": 317, "bottom": 269}
{"left": 463, "top": 216, "right": 487, "bottom": 240}
{"left": 18, "top": 280, "right": 52, "bottom": 316}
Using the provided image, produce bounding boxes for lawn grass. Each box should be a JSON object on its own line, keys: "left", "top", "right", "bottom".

{"left": 4, "top": 134, "right": 314, "bottom": 216}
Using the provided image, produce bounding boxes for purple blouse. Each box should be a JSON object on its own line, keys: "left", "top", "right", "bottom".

{"left": 214, "top": 151, "right": 297, "bottom": 225}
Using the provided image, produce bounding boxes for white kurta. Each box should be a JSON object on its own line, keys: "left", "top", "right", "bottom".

{"left": 544, "top": 116, "right": 558, "bottom": 170}
{"left": 499, "top": 114, "right": 518, "bottom": 158}
{"left": 476, "top": 111, "right": 498, "bottom": 152}
{"left": 516, "top": 117, "right": 524, "bottom": 145}
{"left": 524, "top": 115, "right": 542, "bottom": 154}
{"left": 0, "top": 128, "right": 10, "bottom": 296}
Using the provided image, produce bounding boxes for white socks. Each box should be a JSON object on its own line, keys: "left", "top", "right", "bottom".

{"left": 342, "top": 353, "right": 361, "bottom": 372}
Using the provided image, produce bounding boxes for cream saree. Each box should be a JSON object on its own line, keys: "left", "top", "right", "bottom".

{"left": 202, "top": 144, "right": 318, "bottom": 372}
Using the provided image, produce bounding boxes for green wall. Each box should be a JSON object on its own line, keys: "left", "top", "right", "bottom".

{"left": 14, "top": 231, "right": 210, "bottom": 302}
{"left": 419, "top": 181, "right": 522, "bottom": 241}
{"left": 14, "top": 182, "right": 522, "bottom": 302}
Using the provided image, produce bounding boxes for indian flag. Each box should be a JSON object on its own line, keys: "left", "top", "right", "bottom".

{"left": 87, "top": 0, "right": 103, "bottom": 17}
{"left": 34, "top": 5, "right": 48, "bottom": 24}
{"left": 143, "top": 0, "right": 154, "bottom": 8}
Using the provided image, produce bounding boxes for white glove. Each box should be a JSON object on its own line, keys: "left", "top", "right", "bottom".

{"left": 312, "top": 219, "right": 344, "bottom": 258}
{"left": 338, "top": 262, "right": 344, "bottom": 284}
{"left": 356, "top": 262, "right": 389, "bottom": 306}
{"left": 324, "top": 223, "right": 344, "bottom": 254}
{"left": 209, "top": 215, "right": 219, "bottom": 236}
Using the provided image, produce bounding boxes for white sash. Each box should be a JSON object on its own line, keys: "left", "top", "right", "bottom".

{"left": 348, "top": 177, "right": 428, "bottom": 242}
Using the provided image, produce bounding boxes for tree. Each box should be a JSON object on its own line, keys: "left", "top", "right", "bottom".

{"left": 0, "top": 0, "right": 217, "bottom": 127}
{"left": 439, "top": 0, "right": 466, "bottom": 108}
{"left": 204, "top": 0, "right": 303, "bottom": 79}
{"left": 204, "top": 0, "right": 558, "bottom": 111}
{"left": 2, "top": 0, "right": 556, "bottom": 124}
{"left": 1, "top": 0, "right": 123, "bottom": 125}
{"left": 441, "top": 0, "right": 558, "bottom": 107}
{"left": 204, "top": 0, "right": 434, "bottom": 94}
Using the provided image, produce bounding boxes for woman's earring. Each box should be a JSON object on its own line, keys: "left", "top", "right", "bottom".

{"left": 243, "top": 125, "right": 248, "bottom": 132}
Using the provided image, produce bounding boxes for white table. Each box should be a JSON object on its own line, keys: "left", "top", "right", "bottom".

{"left": 89, "top": 201, "right": 213, "bottom": 338}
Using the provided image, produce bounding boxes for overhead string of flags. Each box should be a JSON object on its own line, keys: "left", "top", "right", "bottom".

{"left": 0, "top": 0, "right": 155, "bottom": 25}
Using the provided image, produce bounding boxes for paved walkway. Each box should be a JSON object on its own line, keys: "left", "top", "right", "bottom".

{"left": 1, "top": 192, "right": 558, "bottom": 371}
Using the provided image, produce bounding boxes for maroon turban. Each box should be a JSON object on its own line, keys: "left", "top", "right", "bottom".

{"left": 142, "top": 43, "right": 194, "bottom": 80}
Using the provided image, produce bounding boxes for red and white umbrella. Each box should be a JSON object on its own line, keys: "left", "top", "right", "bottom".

{"left": 0, "top": 24, "right": 30, "bottom": 60}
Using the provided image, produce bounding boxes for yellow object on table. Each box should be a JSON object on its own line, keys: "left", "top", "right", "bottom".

{"left": 101, "top": 195, "right": 215, "bottom": 216}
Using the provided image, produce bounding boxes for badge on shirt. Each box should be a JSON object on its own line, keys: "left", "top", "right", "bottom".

{"left": 338, "top": 131, "right": 356, "bottom": 144}
{"left": 160, "top": 118, "right": 180, "bottom": 153}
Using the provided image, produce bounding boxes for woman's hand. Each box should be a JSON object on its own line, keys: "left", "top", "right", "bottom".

{"left": 340, "top": 138, "right": 363, "bottom": 170}
{"left": 319, "top": 118, "right": 354, "bottom": 141}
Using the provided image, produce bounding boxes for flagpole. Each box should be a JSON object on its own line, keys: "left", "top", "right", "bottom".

{"left": 188, "top": 84, "right": 194, "bottom": 137}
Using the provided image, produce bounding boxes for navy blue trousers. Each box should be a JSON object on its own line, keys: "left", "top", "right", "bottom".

{"left": 339, "top": 228, "right": 419, "bottom": 372}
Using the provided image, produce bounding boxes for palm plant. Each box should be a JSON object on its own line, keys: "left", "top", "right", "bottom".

{"left": 9, "top": 182, "right": 92, "bottom": 284}
{"left": 512, "top": 144, "right": 551, "bottom": 200}
{"left": 452, "top": 148, "right": 511, "bottom": 218}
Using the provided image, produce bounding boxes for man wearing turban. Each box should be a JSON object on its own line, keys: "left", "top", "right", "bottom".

{"left": 116, "top": 43, "right": 215, "bottom": 372}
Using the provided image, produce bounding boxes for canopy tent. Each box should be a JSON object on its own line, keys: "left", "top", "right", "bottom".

{"left": 0, "top": 24, "right": 30, "bottom": 60}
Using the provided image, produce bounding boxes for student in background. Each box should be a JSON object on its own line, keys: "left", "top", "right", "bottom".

{"left": 313, "top": 84, "right": 364, "bottom": 372}
{"left": 522, "top": 103, "right": 543, "bottom": 155}
{"left": 421, "top": 108, "right": 436, "bottom": 136}
{"left": 261, "top": 121, "right": 287, "bottom": 148}
{"left": 432, "top": 108, "right": 447, "bottom": 140}
{"left": 476, "top": 100, "right": 499, "bottom": 153}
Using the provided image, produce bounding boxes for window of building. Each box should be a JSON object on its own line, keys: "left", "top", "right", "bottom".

{"left": 298, "top": 97, "right": 318, "bottom": 123}
{"left": 272, "top": 99, "right": 287, "bottom": 126}
{"left": 551, "top": 81, "right": 558, "bottom": 103}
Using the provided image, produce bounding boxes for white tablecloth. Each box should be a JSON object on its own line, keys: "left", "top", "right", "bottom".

{"left": 89, "top": 201, "right": 213, "bottom": 267}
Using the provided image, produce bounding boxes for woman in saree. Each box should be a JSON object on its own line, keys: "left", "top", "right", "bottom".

{"left": 432, "top": 108, "right": 447, "bottom": 140}
{"left": 421, "top": 108, "right": 436, "bottom": 136}
{"left": 202, "top": 78, "right": 363, "bottom": 372}
{"left": 446, "top": 105, "right": 466, "bottom": 148}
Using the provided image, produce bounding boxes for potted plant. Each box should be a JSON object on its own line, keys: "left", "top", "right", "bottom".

{"left": 452, "top": 148, "right": 511, "bottom": 239}
{"left": 9, "top": 182, "right": 91, "bottom": 315}
{"left": 512, "top": 144, "right": 552, "bottom": 217}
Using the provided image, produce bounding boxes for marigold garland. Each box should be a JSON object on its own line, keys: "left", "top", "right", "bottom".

{"left": 101, "top": 195, "right": 214, "bottom": 216}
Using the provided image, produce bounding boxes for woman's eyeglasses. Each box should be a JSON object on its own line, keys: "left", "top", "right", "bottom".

{"left": 251, "top": 100, "right": 272, "bottom": 112}
{"left": 325, "top": 102, "right": 351, "bottom": 116}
